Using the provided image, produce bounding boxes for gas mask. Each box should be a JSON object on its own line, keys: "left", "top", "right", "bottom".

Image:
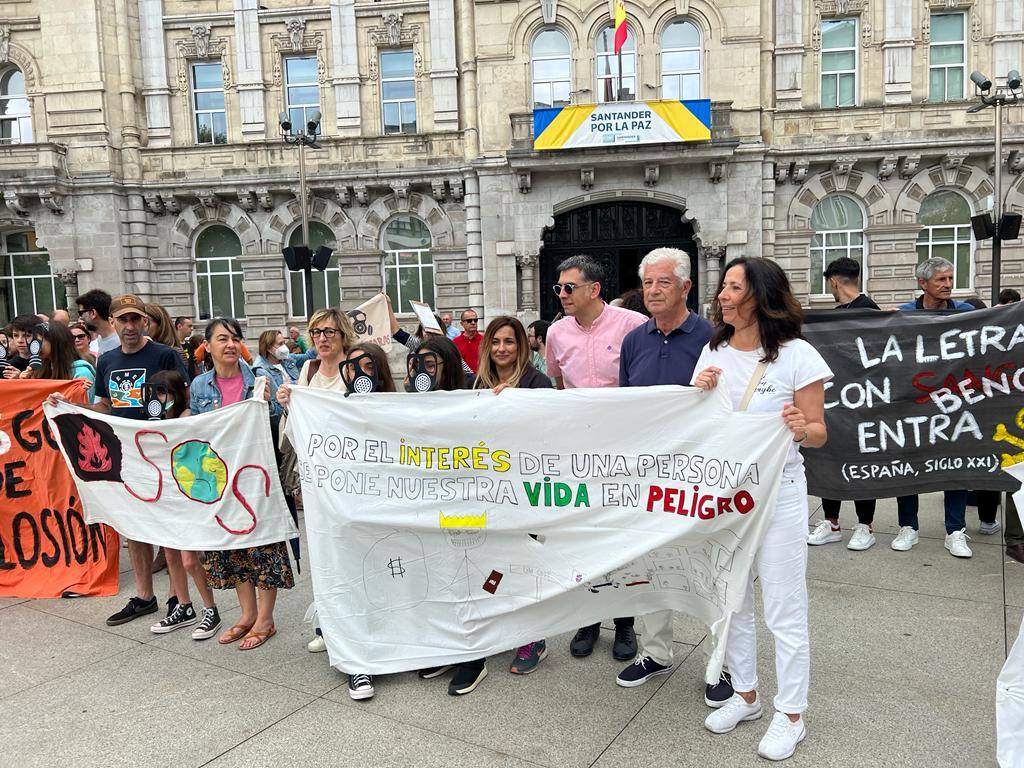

{"left": 343, "top": 353, "right": 382, "bottom": 395}
{"left": 143, "top": 382, "right": 170, "bottom": 420}
{"left": 28, "top": 324, "right": 46, "bottom": 370}
{"left": 405, "top": 351, "right": 441, "bottom": 393}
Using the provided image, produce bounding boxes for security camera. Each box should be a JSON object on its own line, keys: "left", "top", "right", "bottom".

{"left": 970, "top": 71, "right": 992, "bottom": 92}
{"left": 306, "top": 109, "right": 322, "bottom": 135}
{"left": 1009, "top": 70, "right": 1023, "bottom": 91}
{"left": 278, "top": 111, "right": 292, "bottom": 132}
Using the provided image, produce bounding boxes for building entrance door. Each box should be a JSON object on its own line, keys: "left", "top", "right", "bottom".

{"left": 539, "top": 201, "right": 698, "bottom": 320}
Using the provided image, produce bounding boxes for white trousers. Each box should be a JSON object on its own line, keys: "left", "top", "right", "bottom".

{"left": 726, "top": 475, "right": 810, "bottom": 714}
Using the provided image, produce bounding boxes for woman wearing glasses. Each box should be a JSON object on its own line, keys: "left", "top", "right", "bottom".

{"left": 70, "top": 322, "right": 96, "bottom": 366}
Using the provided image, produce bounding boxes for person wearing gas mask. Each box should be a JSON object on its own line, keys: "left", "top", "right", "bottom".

{"left": 2, "top": 313, "right": 42, "bottom": 377}
{"left": 340, "top": 342, "right": 396, "bottom": 395}
{"left": 18, "top": 320, "right": 96, "bottom": 401}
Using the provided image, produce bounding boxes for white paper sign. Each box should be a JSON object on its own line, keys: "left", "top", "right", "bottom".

{"left": 286, "top": 384, "right": 791, "bottom": 677}
{"left": 409, "top": 300, "right": 442, "bottom": 334}
{"left": 45, "top": 397, "right": 299, "bottom": 550}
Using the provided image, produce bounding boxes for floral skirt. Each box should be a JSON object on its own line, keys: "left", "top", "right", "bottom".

{"left": 202, "top": 542, "right": 294, "bottom": 591}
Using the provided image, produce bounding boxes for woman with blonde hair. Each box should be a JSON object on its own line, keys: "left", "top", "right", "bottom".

{"left": 145, "top": 302, "right": 180, "bottom": 350}
{"left": 473, "top": 315, "right": 550, "bottom": 392}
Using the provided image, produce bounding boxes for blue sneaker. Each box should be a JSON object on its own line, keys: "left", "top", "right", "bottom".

{"left": 510, "top": 640, "right": 547, "bottom": 675}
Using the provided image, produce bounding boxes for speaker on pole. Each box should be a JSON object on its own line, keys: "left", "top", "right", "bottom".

{"left": 998, "top": 212, "right": 1022, "bottom": 241}
{"left": 282, "top": 245, "right": 311, "bottom": 271}
{"left": 312, "top": 245, "right": 333, "bottom": 271}
{"left": 971, "top": 213, "right": 996, "bottom": 241}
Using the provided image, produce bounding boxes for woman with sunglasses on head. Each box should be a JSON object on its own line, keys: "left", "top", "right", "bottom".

{"left": 20, "top": 320, "right": 97, "bottom": 401}
{"left": 144, "top": 369, "right": 223, "bottom": 640}
{"left": 404, "top": 335, "right": 490, "bottom": 695}
{"left": 69, "top": 322, "right": 96, "bottom": 366}
{"left": 191, "top": 317, "right": 291, "bottom": 652}
{"left": 473, "top": 315, "right": 552, "bottom": 675}
{"left": 692, "top": 257, "right": 831, "bottom": 762}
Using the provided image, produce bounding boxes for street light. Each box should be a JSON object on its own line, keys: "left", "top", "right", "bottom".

{"left": 967, "top": 70, "right": 1023, "bottom": 305}
{"left": 280, "top": 109, "right": 325, "bottom": 319}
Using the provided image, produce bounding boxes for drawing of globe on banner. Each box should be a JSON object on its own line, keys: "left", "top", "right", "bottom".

{"left": 172, "top": 440, "right": 228, "bottom": 503}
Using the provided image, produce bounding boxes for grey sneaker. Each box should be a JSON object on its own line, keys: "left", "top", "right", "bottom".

{"left": 979, "top": 520, "right": 1001, "bottom": 535}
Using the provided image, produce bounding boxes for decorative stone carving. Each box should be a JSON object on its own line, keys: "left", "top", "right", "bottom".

{"left": 708, "top": 161, "right": 725, "bottom": 184}
{"left": 197, "top": 190, "right": 219, "bottom": 209}
{"left": 831, "top": 156, "right": 856, "bottom": 189}
{"left": 970, "top": 11, "right": 981, "bottom": 42}
{"left": 792, "top": 159, "right": 810, "bottom": 183}
{"left": 927, "top": 0, "right": 972, "bottom": 8}
{"left": 899, "top": 153, "right": 920, "bottom": 179}
{"left": 518, "top": 170, "right": 532, "bottom": 194}
{"left": 878, "top": 154, "right": 898, "bottom": 181}
{"left": 516, "top": 251, "right": 538, "bottom": 268}
{"left": 775, "top": 162, "right": 790, "bottom": 184}
{"left": 335, "top": 185, "right": 351, "bottom": 207}
{"left": 368, "top": 14, "right": 420, "bottom": 48}
{"left": 540, "top": 0, "right": 558, "bottom": 25}
{"left": 160, "top": 194, "right": 181, "bottom": 214}
{"left": 144, "top": 193, "right": 166, "bottom": 215}
{"left": 191, "top": 24, "right": 211, "bottom": 58}
{"left": 39, "top": 190, "right": 65, "bottom": 214}
{"left": 0, "top": 25, "right": 10, "bottom": 64}
{"left": 449, "top": 178, "right": 465, "bottom": 202}
{"left": 431, "top": 179, "right": 447, "bottom": 202}
{"left": 580, "top": 168, "right": 594, "bottom": 190}
{"left": 255, "top": 188, "right": 274, "bottom": 210}
{"left": 644, "top": 165, "right": 660, "bottom": 187}
{"left": 814, "top": 0, "right": 868, "bottom": 17}
{"left": 4, "top": 190, "right": 29, "bottom": 217}
{"left": 285, "top": 18, "right": 306, "bottom": 51}
{"left": 384, "top": 13, "right": 403, "bottom": 46}
{"left": 237, "top": 190, "right": 257, "bottom": 212}
{"left": 353, "top": 184, "right": 369, "bottom": 206}
{"left": 1009, "top": 150, "right": 1024, "bottom": 175}
{"left": 941, "top": 150, "right": 968, "bottom": 184}
{"left": 391, "top": 180, "right": 410, "bottom": 200}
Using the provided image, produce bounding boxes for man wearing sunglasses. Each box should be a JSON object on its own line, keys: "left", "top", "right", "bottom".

{"left": 546, "top": 254, "right": 647, "bottom": 661}
{"left": 453, "top": 309, "right": 482, "bottom": 373}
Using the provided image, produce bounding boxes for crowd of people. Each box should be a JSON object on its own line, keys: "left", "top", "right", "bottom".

{"left": 3, "top": 247, "right": 1022, "bottom": 763}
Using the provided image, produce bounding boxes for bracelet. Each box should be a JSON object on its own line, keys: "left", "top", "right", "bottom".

{"left": 794, "top": 430, "right": 808, "bottom": 444}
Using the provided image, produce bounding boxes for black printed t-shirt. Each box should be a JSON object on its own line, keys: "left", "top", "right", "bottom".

{"left": 95, "top": 340, "right": 188, "bottom": 420}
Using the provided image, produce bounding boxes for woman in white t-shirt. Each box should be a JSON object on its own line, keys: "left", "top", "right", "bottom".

{"left": 692, "top": 257, "right": 832, "bottom": 762}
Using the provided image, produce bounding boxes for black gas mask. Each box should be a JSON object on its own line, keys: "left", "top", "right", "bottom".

{"left": 143, "top": 382, "right": 170, "bottom": 420}
{"left": 405, "top": 350, "right": 441, "bottom": 393}
{"left": 343, "top": 352, "right": 382, "bottom": 395}
{"left": 28, "top": 324, "right": 46, "bottom": 370}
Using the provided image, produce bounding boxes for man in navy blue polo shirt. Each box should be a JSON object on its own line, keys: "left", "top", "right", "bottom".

{"left": 614, "top": 248, "right": 729, "bottom": 705}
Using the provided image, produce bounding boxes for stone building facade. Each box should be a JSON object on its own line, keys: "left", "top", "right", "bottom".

{"left": 0, "top": 0, "right": 1021, "bottom": 332}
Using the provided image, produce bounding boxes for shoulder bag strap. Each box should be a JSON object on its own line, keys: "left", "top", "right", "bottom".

{"left": 737, "top": 360, "right": 769, "bottom": 412}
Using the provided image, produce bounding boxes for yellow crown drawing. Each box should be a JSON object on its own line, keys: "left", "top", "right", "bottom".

{"left": 439, "top": 511, "right": 487, "bottom": 529}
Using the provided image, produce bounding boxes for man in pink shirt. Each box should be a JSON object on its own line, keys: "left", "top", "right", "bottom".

{"left": 545, "top": 254, "right": 646, "bottom": 660}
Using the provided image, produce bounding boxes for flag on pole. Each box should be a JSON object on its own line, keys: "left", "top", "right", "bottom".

{"left": 613, "top": 0, "right": 628, "bottom": 54}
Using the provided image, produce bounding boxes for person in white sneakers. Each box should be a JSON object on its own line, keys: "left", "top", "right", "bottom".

{"left": 807, "top": 498, "right": 876, "bottom": 551}
{"left": 693, "top": 257, "right": 832, "bottom": 761}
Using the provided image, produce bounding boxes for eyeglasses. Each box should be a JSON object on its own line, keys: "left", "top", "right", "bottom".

{"left": 462, "top": 318, "right": 479, "bottom": 324}
{"left": 552, "top": 281, "right": 592, "bottom": 296}
{"left": 72, "top": 333, "right": 88, "bottom": 341}
{"left": 310, "top": 327, "right": 340, "bottom": 338}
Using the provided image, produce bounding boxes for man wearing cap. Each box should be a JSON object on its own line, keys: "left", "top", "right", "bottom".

{"left": 48, "top": 293, "right": 189, "bottom": 626}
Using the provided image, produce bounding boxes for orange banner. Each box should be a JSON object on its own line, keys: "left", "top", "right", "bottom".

{"left": 0, "top": 380, "right": 119, "bottom": 597}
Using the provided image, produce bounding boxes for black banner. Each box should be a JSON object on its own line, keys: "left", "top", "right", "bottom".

{"left": 802, "top": 302, "right": 1024, "bottom": 499}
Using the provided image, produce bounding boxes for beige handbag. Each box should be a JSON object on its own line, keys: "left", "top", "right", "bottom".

{"left": 737, "top": 360, "right": 769, "bottom": 412}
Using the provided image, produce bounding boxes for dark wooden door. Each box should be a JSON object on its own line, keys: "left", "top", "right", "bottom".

{"left": 540, "top": 201, "right": 697, "bottom": 320}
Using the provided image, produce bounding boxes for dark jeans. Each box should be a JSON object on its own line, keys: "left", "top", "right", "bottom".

{"left": 821, "top": 498, "right": 876, "bottom": 525}
{"left": 974, "top": 490, "right": 999, "bottom": 525}
{"left": 896, "top": 491, "right": 968, "bottom": 534}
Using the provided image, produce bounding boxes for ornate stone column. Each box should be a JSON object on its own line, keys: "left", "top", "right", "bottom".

{"left": 699, "top": 244, "right": 725, "bottom": 309}
{"left": 516, "top": 250, "right": 538, "bottom": 313}
{"left": 56, "top": 269, "right": 80, "bottom": 318}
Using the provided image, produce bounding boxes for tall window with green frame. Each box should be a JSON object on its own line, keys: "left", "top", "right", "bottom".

{"left": 820, "top": 19, "right": 857, "bottom": 108}
{"left": 916, "top": 190, "right": 973, "bottom": 291}
{"left": 382, "top": 216, "right": 434, "bottom": 314}
{"left": 194, "top": 225, "right": 245, "bottom": 320}
{"left": 928, "top": 14, "right": 965, "bottom": 102}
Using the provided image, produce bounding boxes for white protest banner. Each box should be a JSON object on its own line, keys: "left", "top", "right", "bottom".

{"left": 346, "top": 293, "right": 392, "bottom": 352}
{"left": 44, "top": 396, "right": 299, "bottom": 550}
{"left": 286, "top": 384, "right": 791, "bottom": 678}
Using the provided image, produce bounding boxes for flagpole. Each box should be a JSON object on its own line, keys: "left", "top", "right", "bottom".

{"left": 617, "top": 47, "right": 623, "bottom": 102}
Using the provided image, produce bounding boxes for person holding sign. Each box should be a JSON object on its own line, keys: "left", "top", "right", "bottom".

{"left": 474, "top": 316, "right": 552, "bottom": 674}
{"left": 892, "top": 257, "right": 975, "bottom": 558}
{"left": 191, "top": 318, "right": 291, "bottom": 652}
{"left": 693, "top": 257, "right": 831, "bottom": 762}
{"left": 547, "top": 254, "right": 646, "bottom": 662}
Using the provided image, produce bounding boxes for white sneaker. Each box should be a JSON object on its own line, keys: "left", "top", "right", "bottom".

{"left": 806, "top": 520, "right": 842, "bottom": 546}
{"left": 846, "top": 524, "right": 876, "bottom": 551}
{"left": 980, "top": 520, "right": 1001, "bottom": 535}
{"left": 945, "top": 528, "right": 973, "bottom": 558}
{"left": 704, "top": 693, "right": 763, "bottom": 734}
{"left": 891, "top": 526, "right": 919, "bottom": 551}
{"left": 757, "top": 711, "right": 806, "bottom": 761}
{"left": 307, "top": 635, "right": 327, "bottom": 653}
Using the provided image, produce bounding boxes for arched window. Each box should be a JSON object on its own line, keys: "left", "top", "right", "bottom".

{"left": 382, "top": 216, "right": 433, "bottom": 314}
{"left": 531, "top": 29, "right": 572, "bottom": 109}
{"left": 661, "top": 20, "right": 701, "bottom": 100}
{"left": 288, "top": 221, "right": 340, "bottom": 316}
{"left": 916, "top": 190, "right": 973, "bottom": 290}
{"left": 810, "top": 195, "right": 865, "bottom": 295}
{"left": 0, "top": 67, "right": 31, "bottom": 144}
{"left": 0, "top": 230, "right": 64, "bottom": 323}
{"left": 194, "top": 225, "right": 245, "bottom": 320}
{"left": 595, "top": 25, "right": 636, "bottom": 103}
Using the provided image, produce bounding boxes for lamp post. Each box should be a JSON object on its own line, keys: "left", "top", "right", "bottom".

{"left": 967, "top": 70, "right": 1022, "bottom": 305}
{"left": 279, "top": 109, "right": 322, "bottom": 319}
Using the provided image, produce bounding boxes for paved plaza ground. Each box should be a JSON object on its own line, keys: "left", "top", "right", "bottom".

{"left": 1, "top": 492, "right": 1020, "bottom": 768}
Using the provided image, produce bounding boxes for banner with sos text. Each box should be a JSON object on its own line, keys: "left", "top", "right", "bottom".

{"left": 44, "top": 396, "right": 298, "bottom": 550}
{"left": 0, "top": 380, "right": 119, "bottom": 598}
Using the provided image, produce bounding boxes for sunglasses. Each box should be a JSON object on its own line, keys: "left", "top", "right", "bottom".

{"left": 462, "top": 318, "right": 479, "bottom": 324}
{"left": 552, "top": 282, "right": 593, "bottom": 296}
{"left": 72, "top": 333, "right": 88, "bottom": 341}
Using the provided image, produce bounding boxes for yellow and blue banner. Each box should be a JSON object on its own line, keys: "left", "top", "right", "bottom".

{"left": 534, "top": 99, "right": 711, "bottom": 151}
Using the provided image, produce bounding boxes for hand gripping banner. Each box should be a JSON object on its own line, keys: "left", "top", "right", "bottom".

{"left": 285, "top": 384, "right": 791, "bottom": 678}
{"left": 0, "top": 380, "right": 119, "bottom": 598}
{"left": 45, "top": 391, "right": 298, "bottom": 550}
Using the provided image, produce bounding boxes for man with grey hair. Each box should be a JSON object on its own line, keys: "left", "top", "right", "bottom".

{"left": 894, "top": 256, "right": 976, "bottom": 557}
{"left": 614, "top": 248, "right": 726, "bottom": 703}
{"left": 546, "top": 253, "right": 646, "bottom": 661}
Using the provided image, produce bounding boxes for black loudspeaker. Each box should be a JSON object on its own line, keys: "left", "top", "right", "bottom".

{"left": 312, "top": 245, "right": 333, "bottom": 271}
{"left": 999, "top": 213, "right": 1023, "bottom": 241}
{"left": 971, "top": 213, "right": 996, "bottom": 241}
{"left": 282, "top": 245, "right": 311, "bottom": 271}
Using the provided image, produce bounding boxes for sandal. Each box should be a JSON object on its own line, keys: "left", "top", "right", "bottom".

{"left": 238, "top": 626, "right": 276, "bottom": 651}
{"left": 218, "top": 622, "right": 255, "bottom": 645}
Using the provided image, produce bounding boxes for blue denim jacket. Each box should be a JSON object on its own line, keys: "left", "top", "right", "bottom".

{"left": 190, "top": 360, "right": 281, "bottom": 418}
{"left": 253, "top": 349, "right": 314, "bottom": 386}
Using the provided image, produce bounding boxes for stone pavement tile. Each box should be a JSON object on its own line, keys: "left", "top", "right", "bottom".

{"left": 320, "top": 629, "right": 699, "bottom": 768}
{"left": 0, "top": 597, "right": 28, "bottom": 609}
{"left": 147, "top": 574, "right": 345, "bottom": 697}
{"left": 1002, "top": 558, "right": 1024, "bottom": 608}
{"left": 806, "top": 517, "right": 1005, "bottom": 605}
{"left": 1006, "top": 607, "right": 1023, "bottom": 658}
{"left": 205, "top": 698, "right": 547, "bottom": 768}
{"left": 594, "top": 582, "right": 1002, "bottom": 768}
{"left": 0, "top": 604, "right": 136, "bottom": 699}
{"left": 0, "top": 644, "right": 314, "bottom": 768}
